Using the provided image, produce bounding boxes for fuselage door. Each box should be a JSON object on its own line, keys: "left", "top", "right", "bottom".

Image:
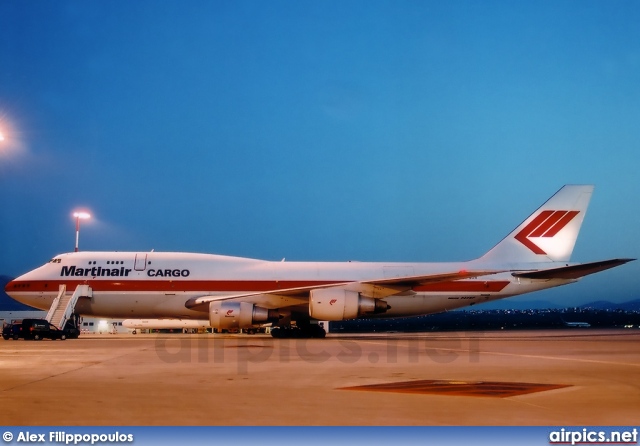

{"left": 134, "top": 253, "right": 148, "bottom": 271}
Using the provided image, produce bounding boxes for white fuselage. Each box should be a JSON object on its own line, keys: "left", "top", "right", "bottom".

{"left": 5, "top": 251, "right": 570, "bottom": 320}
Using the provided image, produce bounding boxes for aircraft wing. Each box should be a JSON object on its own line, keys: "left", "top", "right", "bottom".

{"left": 512, "top": 258, "right": 635, "bottom": 280}
{"left": 184, "top": 282, "right": 351, "bottom": 312}
{"left": 184, "top": 269, "right": 502, "bottom": 312}
{"left": 360, "top": 270, "right": 503, "bottom": 287}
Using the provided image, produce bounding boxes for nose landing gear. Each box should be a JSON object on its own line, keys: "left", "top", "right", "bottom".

{"left": 270, "top": 323, "right": 326, "bottom": 338}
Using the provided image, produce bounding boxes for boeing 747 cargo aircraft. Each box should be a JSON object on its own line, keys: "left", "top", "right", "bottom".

{"left": 5, "top": 185, "right": 633, "bottom": 337}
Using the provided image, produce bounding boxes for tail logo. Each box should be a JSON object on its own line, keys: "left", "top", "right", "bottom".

{"left": 514, "top": 210, "right": 579, "bottom": 255}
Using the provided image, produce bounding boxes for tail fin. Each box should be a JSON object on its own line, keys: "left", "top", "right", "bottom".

{"left": 480, "top": 185, "right": 594, "bottom": 264}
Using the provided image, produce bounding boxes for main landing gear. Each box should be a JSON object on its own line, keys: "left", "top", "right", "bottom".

{"left": 270, "top": 324, "right": 326, "bottom": 339}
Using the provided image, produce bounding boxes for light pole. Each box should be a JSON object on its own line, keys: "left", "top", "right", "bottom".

{"left": 73, "top": 212, "right": 91, "bottom": 252}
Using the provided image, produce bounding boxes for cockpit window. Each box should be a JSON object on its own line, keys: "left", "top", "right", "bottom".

{"left": 49, "top": 258, "right": 62, "bottom": 264}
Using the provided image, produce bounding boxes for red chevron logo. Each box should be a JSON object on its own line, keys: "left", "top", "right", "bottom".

{"left": 514, "top": 210, "right": 579, "bottom": 254}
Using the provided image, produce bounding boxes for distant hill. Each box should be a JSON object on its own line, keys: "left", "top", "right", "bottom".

{"left": 473, "top": 299, "right": 565, "bottom": 310}
{"left": 468, "top": 298, "right": 640, "bottom": 312}
{"left": 580, "top": 299, "right": 640, "bottom": 312}
{"left": 0, "top": 275, "right": 38, "bottom": 311}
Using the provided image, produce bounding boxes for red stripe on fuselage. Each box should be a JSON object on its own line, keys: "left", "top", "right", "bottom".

{"left": 7, "top": 279, "right": 511, "bottom": 294}
{"left": 6, "top": 279, "right": 341, "bottom": 293}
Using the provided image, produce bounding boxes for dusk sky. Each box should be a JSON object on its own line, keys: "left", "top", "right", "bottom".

{"left": 1, "top": 1, "right": 638, "bottom": 306}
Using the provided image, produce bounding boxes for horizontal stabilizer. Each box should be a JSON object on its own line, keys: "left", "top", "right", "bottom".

{"left": 512, "top": 258, "right": 635, "bottom": 280}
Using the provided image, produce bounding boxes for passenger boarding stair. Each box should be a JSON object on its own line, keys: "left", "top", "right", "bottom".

{"left": 46, "top": 284, "right": 92, "bottom": 329}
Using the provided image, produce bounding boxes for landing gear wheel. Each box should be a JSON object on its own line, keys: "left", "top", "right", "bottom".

{"left": 312, "top": 325, "right": 326, "bottom": 338}
{"left": 270, "top": 325, "right": 326, "bottom": 338}
{"left": 302, "top": 325, "right": 326, "bottom": 338}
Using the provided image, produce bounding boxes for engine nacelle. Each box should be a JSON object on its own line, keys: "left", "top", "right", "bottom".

{"left": 309, "top": 288, "right": 390, "bottom": 321}
{"left": 209, "top": 302, "right": 279, "bottom": 330}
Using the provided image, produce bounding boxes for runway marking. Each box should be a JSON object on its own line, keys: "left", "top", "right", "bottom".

{"left": 224, "top": 344, "right": 274, "bottom": 349}
{"left": 354, "top": 338, "right": 640, "bottom": 368}
{"left": 340, "top": 379, "right": 570, "bottom": 398}
{"left": 453, "top": 349, "right": 640, "bottom": 368}
{"left": 0, "top": 362, "right": 102, "bottom": 392}
{"left": 0, "top": 346, "right": 151, "bottom": 393}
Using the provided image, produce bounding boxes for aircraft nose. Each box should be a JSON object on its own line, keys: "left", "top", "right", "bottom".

{"left": 4, "top": 278, "right": 16, "bottom": 296}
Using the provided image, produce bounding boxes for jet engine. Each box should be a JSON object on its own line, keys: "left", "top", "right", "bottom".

{"left": 209, "top": 301, "right": 279, "bottom": 330}
{"left": 309, "top": 288, "right": 390, "bottom": 321}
